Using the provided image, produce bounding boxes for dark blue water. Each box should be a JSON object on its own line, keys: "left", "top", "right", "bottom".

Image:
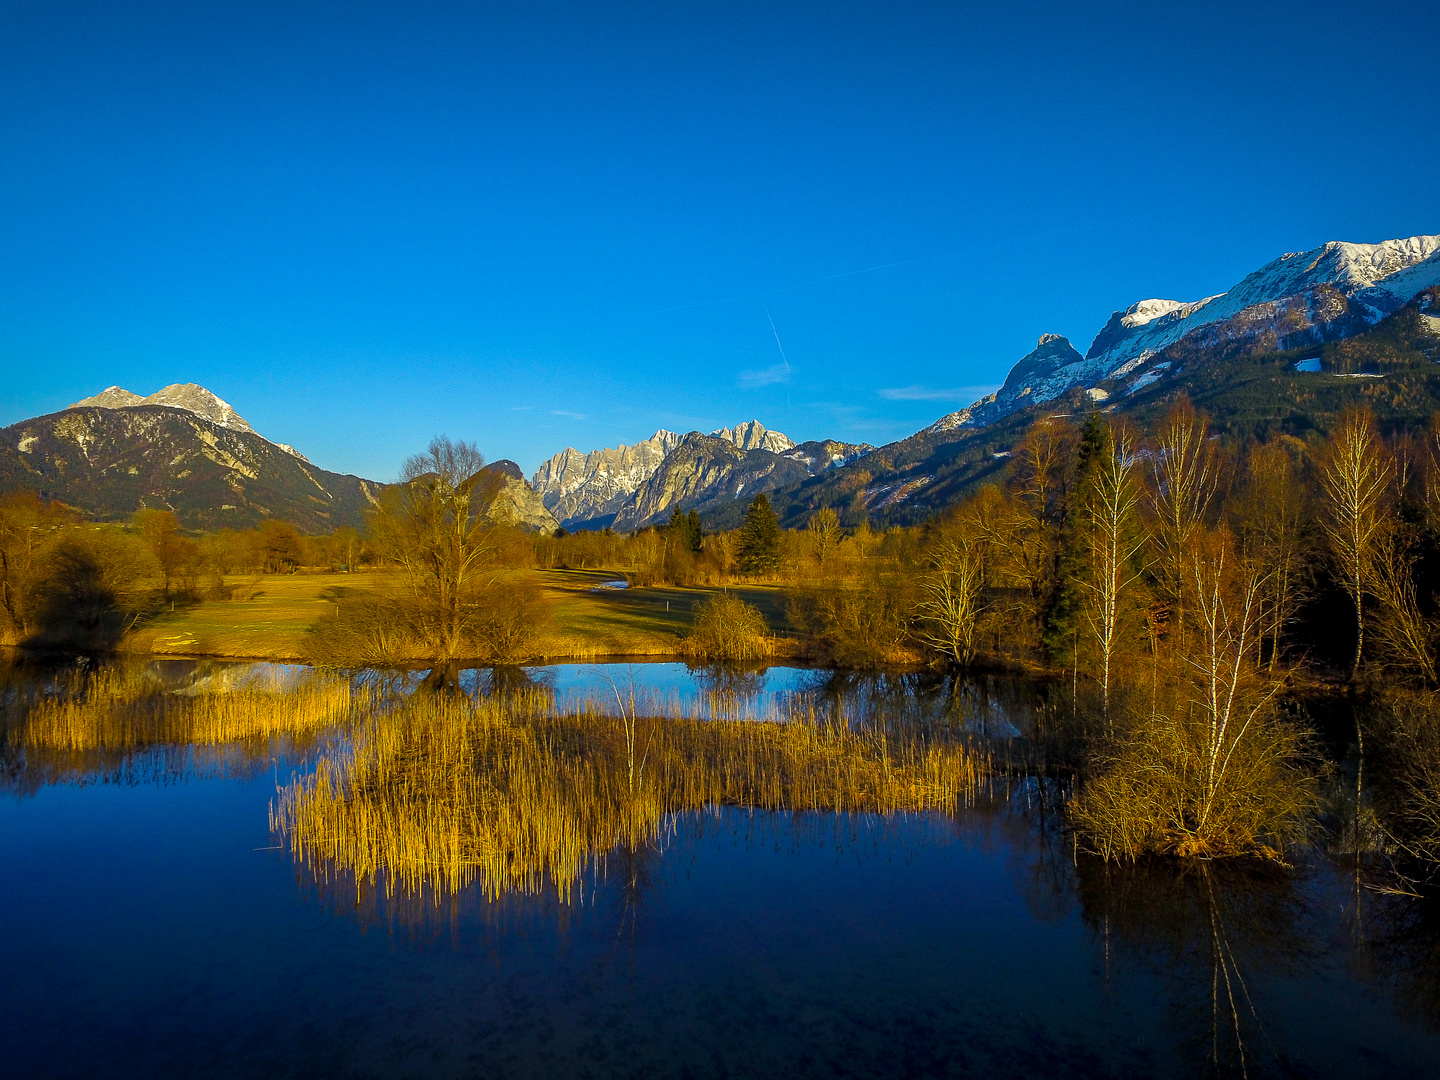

{"left": 3, "top": 664, "right": 1440, "bottom": 1077}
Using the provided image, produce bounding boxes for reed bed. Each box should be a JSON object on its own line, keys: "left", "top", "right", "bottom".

{"left": 272, "top": 689, "right": 988, "bottom": 903}
{"left": 14, "top": 666, "right": 360, "bottom": 752}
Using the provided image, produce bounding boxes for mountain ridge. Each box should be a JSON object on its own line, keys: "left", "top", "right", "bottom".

{"left": 931, "top": 232, "right": 1440, "bottom": 432}
{"left": 72, "top": 383, "right": 311, "bottom": 461}
{"left": 531, "top": 420, "right": 800, "bottom": 527}
{"left": 1, "top": 405, "right": 380, "bottom": 532}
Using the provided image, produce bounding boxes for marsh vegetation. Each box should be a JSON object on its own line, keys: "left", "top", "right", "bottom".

{"left": 272, "top": 681, "right": 986, "bottom": 902}
{"left": 16, "top": 402, "right": 1440, "bottom": 885}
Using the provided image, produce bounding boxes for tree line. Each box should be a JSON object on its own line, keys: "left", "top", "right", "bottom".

{"left": 11, "top": 409, "right": 1440, "bottom": 869}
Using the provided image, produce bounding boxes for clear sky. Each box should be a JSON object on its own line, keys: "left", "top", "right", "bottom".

{"left": 2, "top": 1, "right": 1437, "bottom": 480}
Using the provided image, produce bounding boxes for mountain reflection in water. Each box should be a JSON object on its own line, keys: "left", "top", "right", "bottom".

{"left": 2, "top": 657, "right": 1440, "bottom": 1077}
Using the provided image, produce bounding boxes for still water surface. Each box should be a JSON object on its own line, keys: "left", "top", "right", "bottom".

{"left": 3, "top": 659, "right": 1440, "bottom": 1078}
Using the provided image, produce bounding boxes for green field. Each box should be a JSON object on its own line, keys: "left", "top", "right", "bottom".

{"left": 137, "top": 568, "right": 798, "bottom": 661}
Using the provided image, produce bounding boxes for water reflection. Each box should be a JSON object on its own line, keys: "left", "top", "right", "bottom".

{"left": 275, "top": 687, "right": 987, "bottom": 904}
{"left": 1359, "top": 889, "right": 1440, "bottom": 1031}
{"left": 6, "top": 657, "right": 1440, "bottom": 1075}
{"left": 1075, "top": 859, "right": 1313, "bottom": 1076}
{"left": 0, "top": 656, "right": 351, "bottom": 792}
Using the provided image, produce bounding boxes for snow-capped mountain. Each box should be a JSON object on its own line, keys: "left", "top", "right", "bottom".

{"left": 531, "top": 420, "right": 797, "bottom": 526}
{"left": 71, "top": 383, "right": 309, "bottom": 460}
{"left": 931, "top": 232, "right": 1440, "bottom": 432}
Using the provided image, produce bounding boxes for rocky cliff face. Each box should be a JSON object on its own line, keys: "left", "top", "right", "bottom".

{"left": 530, "top": 429, "right": 682, "bottom": 526}
{"left": 709, "top": 420, "right": 795, "bottom": 453}
{"left": 611, "top": 434, "right": 813, "bottom": 531}
{"left": 481, "top": 460, "right": 560, "bottom": 533}
{"left": 1, "top": 406, "right": 380, "bottom": 532}
{"left": 530, "top": 420, "right": 798, "bottom": 526}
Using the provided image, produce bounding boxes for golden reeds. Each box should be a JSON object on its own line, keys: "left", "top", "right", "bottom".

{"left": 14, "top": 666, "right": 360, "bottom": 752}
{"left": 273, "top": 689, "right": 987, "bottom": 903}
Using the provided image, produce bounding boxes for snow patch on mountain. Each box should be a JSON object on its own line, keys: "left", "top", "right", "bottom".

{"left": 927, "top": 232, "right": 1440, "bottom": 434}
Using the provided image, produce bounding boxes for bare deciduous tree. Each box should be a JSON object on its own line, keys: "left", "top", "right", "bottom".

{"left": 1371, "top": 532, "right": 1437, "bottom": 685}
{"left": 369, "top": 437, "right": 506, "bottom": 661}
{"left": 1078, "top": 421, "right": 1150, "bottom": 724}
{"left": 1232, "top": 440, "right": 1312, "bottom": 670}
{"left": 1319, "top": 407, "right": 1394, "bottom": 678}
{"left": 1149, "top": 399, "right": 1219, "bottom": 655}
{"left": 807, "top": 507, "right": 842, "bottom": 572}
{"left": 917, "top": 518, "right": 991, "bottom": 667}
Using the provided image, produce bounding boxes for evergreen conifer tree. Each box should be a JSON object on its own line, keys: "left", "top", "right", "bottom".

{"left": 737, "top": 494, "right": 781, "bottom": 573}
{"left": 1043, "top": 411, "right": 1108, "bottom": 664}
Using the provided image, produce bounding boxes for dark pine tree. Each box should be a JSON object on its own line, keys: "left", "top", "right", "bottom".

{"left": 737, "top": 494, "right": 781, "bottom": 574}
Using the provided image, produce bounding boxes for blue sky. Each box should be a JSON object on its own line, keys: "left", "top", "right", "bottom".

{"left": 2, "top": 1, "right": 1437, "bottom": 480}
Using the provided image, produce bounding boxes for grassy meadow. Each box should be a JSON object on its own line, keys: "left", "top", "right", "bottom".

{"left": 133, "top": 568, "right": 800, "bottom": 661}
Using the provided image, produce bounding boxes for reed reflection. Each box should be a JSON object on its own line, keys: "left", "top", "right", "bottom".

{"left": 0, "top": 658, "right": 356, "bottom": 789}
{"left": 272, "top": 686, "right": 989, "bottom": 905}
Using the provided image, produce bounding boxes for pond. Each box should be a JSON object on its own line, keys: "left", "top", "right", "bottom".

{"left": 2, "top": 658, "right": 1440, "bottom": 1078}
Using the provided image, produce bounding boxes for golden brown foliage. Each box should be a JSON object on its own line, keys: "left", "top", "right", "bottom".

{"left": 683, "top": 592, "right": 773, "bottom": 662}
{"left": 273, "top": 690, "right": 989, "bottom": 901}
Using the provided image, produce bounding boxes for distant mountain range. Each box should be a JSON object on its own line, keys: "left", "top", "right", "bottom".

{"left": 531, "top": 421, "right": 870, "bottom": 529}
{"left": 5, "top": 229, "right": 1439, "bottom": 535}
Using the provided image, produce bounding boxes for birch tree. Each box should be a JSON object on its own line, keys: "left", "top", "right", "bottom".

{"left": 1079, "top": 422, "right": 1150, "bottom": 723}
{"left": 1319, "top": 408, "right": 1394, "bottom": 678}
{"left": 1149, "top": 399, "right": 1219, "bottom": 655}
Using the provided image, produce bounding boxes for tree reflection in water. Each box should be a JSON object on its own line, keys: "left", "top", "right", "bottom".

{"left": 792, "top": 668, "right": 1049, "bottom": 740}
{"left": 1074, "top": 858, "right": 1312, "bottom": 1077}
{"left": 1359, "top": 889, "right": 1440, "bottom": 1033}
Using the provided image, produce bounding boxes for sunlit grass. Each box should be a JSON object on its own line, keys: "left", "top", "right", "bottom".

{"left": 273, "top": 689, "right": 988, "bottom": 903}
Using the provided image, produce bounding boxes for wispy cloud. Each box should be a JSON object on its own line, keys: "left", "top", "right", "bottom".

{"left": 551, "top": 409, "right": 587, "bottom": 420}
{"left": 738, "top": 363, "right": 791, "bottom": 388}
{"left": 877, "top": 384, "right": 996, "bottom": 402}
{"left": 510, "top": 405, "right": 534, "bottom": 411}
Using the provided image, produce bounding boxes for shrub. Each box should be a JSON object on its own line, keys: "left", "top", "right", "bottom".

{"left": 683, "top": 593, "right": 771, "bottom": 662}
{"left": 787, "top": 573, "right": 913, "bottom": 668}
{"left": 307, "top": 574, "right": 548, "bottom": 666}
{"left": 1070, "top": 687, "right": 1320, "bottom": 861}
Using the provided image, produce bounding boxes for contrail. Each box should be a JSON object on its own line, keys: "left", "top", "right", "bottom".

{"left": 762, "top": 302, "right": 791, "bottom": 374}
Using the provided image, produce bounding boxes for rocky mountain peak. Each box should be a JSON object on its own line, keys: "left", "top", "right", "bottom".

{"left": 72, "top": 386, "right": 146, "bottom": 409}
{"left": 143, "top": 384, "right": 253, "bottom": 433}
{"left": 72, "top": 382, "right": 253, "bottom": 433}
{"left": 710, "top": 420, "right": 795, "bottom": 453}
{"left": 67, "top": 382, "right": 312, "bottom": 460}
